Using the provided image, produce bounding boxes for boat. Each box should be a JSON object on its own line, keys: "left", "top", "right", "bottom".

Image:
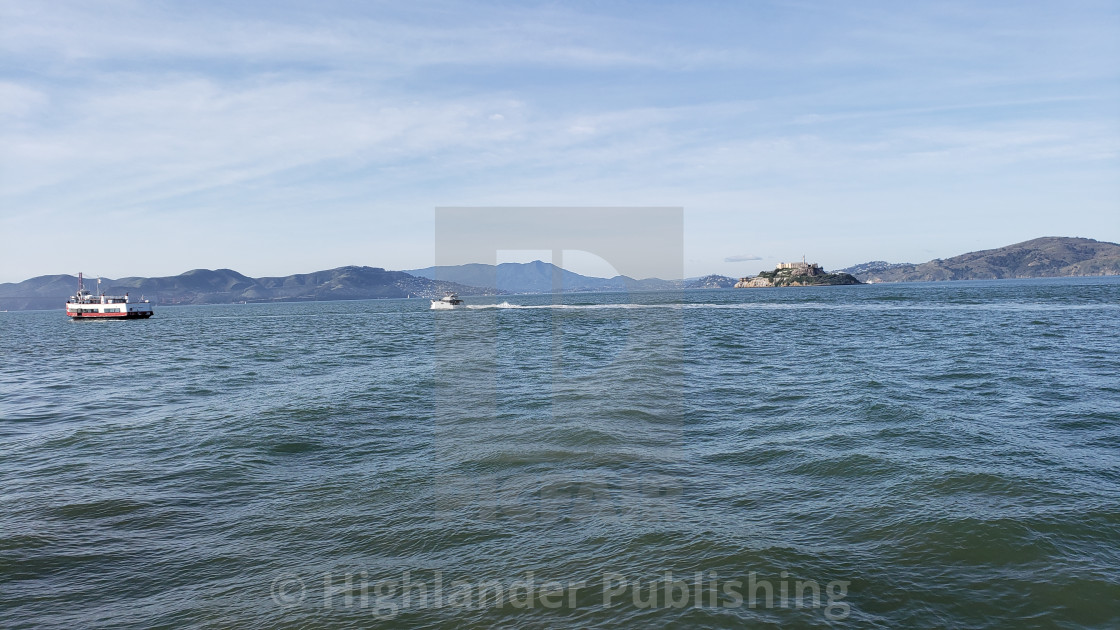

{"left": 66, "top": 273, "right": 153, "bottom": 319}
{"left": 430, "top": 293, "right": 465, "bottom": 310}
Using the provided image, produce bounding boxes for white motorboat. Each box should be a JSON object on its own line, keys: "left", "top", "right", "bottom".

{"left": 430, "top": 293, "right": 465, "bottom": 310}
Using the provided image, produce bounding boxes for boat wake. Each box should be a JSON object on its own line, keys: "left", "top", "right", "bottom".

{"left": 463, "top": 301, "right": 1119, "bottom": 312}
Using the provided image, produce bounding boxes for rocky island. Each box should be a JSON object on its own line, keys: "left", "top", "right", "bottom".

{"left": 735, "top": 261, "right": 861, "bottom": 288}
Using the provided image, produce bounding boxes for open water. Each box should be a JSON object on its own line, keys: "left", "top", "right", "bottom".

{"left": 1, "top": 278, "right": 1119, "bottom": 628}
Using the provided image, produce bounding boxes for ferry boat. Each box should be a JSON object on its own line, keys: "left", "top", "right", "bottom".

{"left": 66, "top": 273, "right": 153, "bottom": 319}
{"left": 430, "top": 293, "right": 465, "bottom": 310}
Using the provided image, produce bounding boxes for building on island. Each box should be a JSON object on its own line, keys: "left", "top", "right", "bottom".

{"left": 734, "top": 259, "right": 833, "bottom": 288}
{"left": 775, "top": 261, "right": 823, "bottom": 275}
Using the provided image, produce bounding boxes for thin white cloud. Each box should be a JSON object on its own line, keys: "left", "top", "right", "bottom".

{"left": 0, "top": 82, "right": 47, "bottom": 117}
{"left": 725, "top": 254, "right": 763, "bottom": 262}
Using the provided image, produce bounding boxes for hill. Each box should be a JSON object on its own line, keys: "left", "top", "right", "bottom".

{"left": 839, "top": 237, "right": 1120, "bottom": 283}
{"left": 685, "top": 274, "right": 737, "bottom": 289}
{"left": 0, "top": 267, "right": 492, "bottom": 311}
{"left": 836, "top": 261, "right": 914, "bottom": 278}
{"left": 406, "top": 261, "right": 678, "bottom": 293}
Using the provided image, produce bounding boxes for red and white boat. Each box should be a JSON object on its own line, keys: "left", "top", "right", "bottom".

{"left": 66, "top": 273, "right": 153, "bottom": 319}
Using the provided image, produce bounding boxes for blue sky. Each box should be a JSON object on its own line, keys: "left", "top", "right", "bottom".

{"left": 1, "top": 0, "right": 1117, "bottom": 281}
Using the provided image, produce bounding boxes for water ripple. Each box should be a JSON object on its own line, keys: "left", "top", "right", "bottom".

{"left": 2, "top": 278, "right": 1119, "bottom": 628}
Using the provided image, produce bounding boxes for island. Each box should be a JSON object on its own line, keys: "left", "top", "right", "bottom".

{"left": 735, "top": 261, "right": 861, "bottom": 288}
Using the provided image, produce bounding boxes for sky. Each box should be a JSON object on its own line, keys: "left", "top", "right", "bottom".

{"left": 1, "top": 0, "right": 1118, "bottom": 282}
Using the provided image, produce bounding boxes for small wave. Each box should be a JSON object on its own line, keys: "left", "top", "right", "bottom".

{"left": 467, "top": 301, "right": 528, "bottom": 309}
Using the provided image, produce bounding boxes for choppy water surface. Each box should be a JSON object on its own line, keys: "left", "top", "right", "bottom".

{"left": 2, "top": 278, "right": 1119, "bottom": 628}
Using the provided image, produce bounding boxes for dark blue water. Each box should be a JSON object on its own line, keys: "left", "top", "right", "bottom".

{"left": 2, "top": 278, "right": 1119, "bottom": 628}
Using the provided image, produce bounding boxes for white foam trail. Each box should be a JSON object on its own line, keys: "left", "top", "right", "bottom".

{"left": 460, "top": 302, "right": 1120, "bottom": 312}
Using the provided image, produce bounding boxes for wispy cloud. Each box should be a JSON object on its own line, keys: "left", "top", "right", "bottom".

{"left": 0, "top": 0, "right": 1116, "bottom": 281}
{"left": 724, "top": 254, "right": 763, "bottom": 262}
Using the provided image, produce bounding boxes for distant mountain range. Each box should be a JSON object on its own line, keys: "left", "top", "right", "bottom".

{"left": 837, "top": 237, "right": 1120, "bottom": 283}
{"left": 406, "top": 261, "right": 679, "bottom": 294}
{"left": 3, "top": 237, "right": 1117, "bottom": 311}
{"left": 0, "top": 267, "right": 492, "bottom": 311}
